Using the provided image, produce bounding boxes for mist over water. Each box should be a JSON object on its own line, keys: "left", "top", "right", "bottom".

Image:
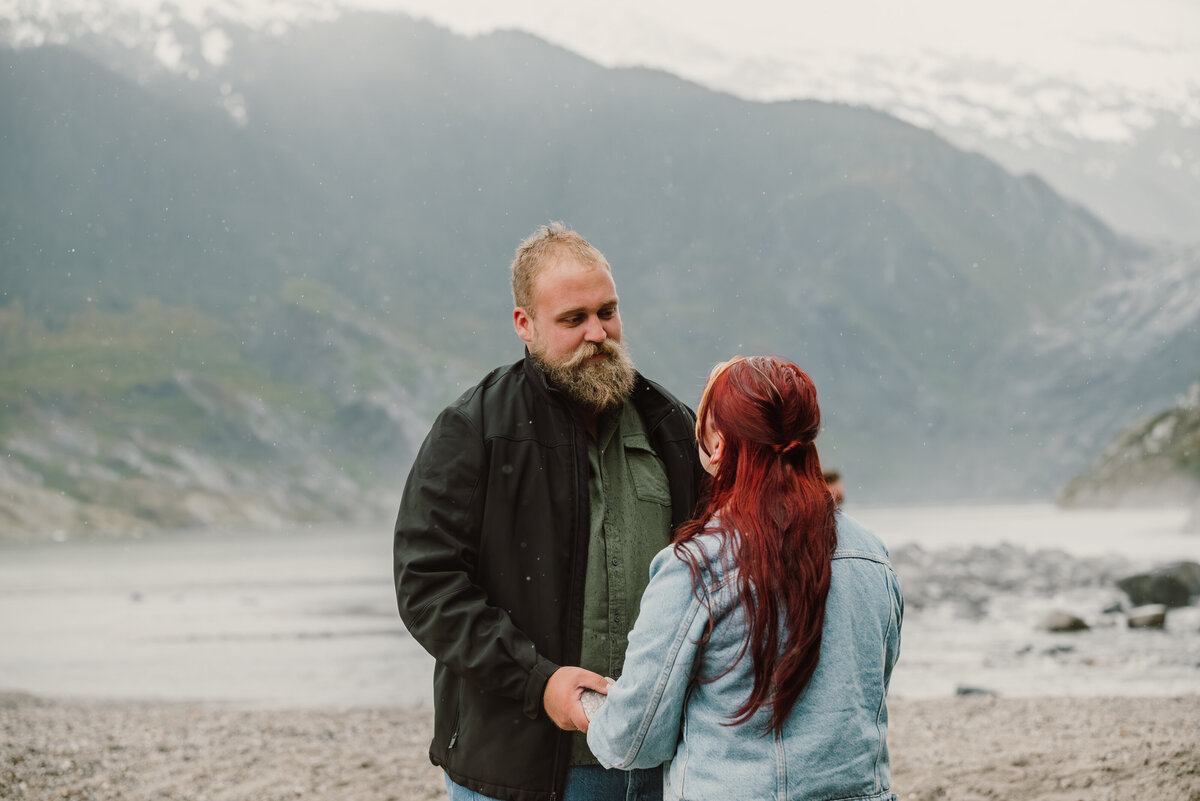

{"left": 2, "top": 505, "right": 1196, "bottom": 709}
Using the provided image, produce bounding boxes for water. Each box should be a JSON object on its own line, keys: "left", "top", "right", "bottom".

{"left": 853, "top": 504, "right": 1197, "bottom": 561}
{"left": 1, "top": 505, "right": 1197, "bottom": 709}
{"left": 0, "top": 525, "right": 431, "bottom": 709}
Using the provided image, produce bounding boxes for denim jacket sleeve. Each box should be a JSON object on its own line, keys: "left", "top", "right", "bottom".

{"left": 587, "top": 540, "right": 720, "bottom": 769}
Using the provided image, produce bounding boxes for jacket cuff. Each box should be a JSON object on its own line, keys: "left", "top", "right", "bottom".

{"left": 523, "top": 656, "right": 560, "bottom": 719}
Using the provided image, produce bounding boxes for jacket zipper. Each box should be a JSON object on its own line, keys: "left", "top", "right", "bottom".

{"left": 549, "top": 409, "right": 585, "bottom": 801}
{"left": 447, "top": 676, "right": 463, "bottom": 750}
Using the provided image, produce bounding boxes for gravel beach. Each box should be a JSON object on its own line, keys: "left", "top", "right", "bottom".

{"left": 2, "top": 692, "right": 1197, "bottom": 800}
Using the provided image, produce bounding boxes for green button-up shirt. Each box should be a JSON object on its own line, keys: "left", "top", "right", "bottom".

{"left": 572, "top": 400, "right": 673, "bottom": 765}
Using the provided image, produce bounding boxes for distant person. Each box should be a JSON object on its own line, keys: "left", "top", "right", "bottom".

{"left": 586, "top": 356, "right": 904, "bottom": 801}
{"left": 824, "top": 469, "right": 845, "bottom": 507}
{"left": 393, "top": 222, "right": 705, "bottom": 801}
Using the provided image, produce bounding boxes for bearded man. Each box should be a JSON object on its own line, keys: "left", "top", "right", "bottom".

{"left": 394, "top": 223, "right": 704, "bottom": 801}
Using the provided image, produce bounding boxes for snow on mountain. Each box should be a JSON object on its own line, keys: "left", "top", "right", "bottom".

{"left": 1026, "top": 247, "right": 1200, "bottom": 362}
{"left": 0, "top": 0, "right": 333, "bottom": 68}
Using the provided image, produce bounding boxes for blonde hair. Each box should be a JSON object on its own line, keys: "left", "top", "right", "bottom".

{"left": 510, "top": 222, "right": 611, "bottom": 313}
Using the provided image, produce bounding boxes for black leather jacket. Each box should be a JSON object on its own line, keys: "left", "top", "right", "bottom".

{"left": 394, "top": 357, "right": 704, "bottom": 801}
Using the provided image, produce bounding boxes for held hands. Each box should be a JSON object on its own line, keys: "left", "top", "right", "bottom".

{"left": 543, "top": 666, "right": 611, "bottom": 733}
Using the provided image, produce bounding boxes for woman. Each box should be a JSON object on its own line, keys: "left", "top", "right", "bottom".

{"left": 586, "top": 356, "right": 902, "bottom": 801}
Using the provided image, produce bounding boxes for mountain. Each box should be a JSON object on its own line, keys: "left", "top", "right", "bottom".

{"left": 697, "top": 46, "right": 1200, "bottom": 248}
{"left": 1059, "top": 381, "right": 1200, "bottom": 507}
{"left": 0, "top": 8, "right": 1196, "bottom": 538}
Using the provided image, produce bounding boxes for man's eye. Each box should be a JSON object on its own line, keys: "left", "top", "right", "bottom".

{"left": 599, "top": 308, "right": 616, "bottom": 319}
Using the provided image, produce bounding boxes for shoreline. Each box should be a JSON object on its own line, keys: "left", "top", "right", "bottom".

{"left": 3, "top": 692, "right": 1198, "bottom": 800}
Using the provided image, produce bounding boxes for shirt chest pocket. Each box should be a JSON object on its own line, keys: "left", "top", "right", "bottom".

{"left": 623, "top": 435, "right": 671, "bottom": 507}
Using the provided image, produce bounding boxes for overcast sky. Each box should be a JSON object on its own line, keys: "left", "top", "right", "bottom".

{"left": 16, "top": 0, "right": 1198, "bottom": 118}
{"left": 340, "top": 0, "right": 1199, "bottom": 103}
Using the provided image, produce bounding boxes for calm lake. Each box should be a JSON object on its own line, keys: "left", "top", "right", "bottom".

{"left": 1, "top": 504, "right": 1196, "bottom": 708}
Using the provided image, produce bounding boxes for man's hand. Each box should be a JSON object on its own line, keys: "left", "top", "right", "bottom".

{"left": 543, "top": 666, "right": 611, "bottom": 733}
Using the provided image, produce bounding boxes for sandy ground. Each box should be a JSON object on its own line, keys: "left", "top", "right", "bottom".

{"left": 2, "top": 692, "right": 1198, "bottom": 800}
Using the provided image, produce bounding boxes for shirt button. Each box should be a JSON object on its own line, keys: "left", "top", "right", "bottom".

{"left": 610, "top": 557, "right": 619, "bottom": 566}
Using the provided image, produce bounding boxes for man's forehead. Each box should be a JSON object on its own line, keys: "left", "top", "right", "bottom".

{"left": 533, "top": 257, "right": 617, "bottom": 307}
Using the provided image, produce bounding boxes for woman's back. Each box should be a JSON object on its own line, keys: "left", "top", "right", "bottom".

{"left": 588, "top": 513, "right": 903, "bottom": 801}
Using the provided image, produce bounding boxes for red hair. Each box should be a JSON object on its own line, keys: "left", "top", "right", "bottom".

{"left": 675, "top": 356, "right": 837, "bottom": 732}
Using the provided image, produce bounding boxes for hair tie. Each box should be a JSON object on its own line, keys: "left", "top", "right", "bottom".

{"left": 775, "top": 440, "right": 804, "bottom": 457}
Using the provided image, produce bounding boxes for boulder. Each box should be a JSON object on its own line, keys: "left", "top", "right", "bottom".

{"left": 1115, "top": 561, "right": 1200, "bottom": 608}
{"left": 1126, "top": 604, "right": 1168, "bottom": 629}
{"left": 1172, "top": 561, "right": 1200, "bottom": 595}
{"left": 1039, "top": 611, "right": 1089, "bottom": 632}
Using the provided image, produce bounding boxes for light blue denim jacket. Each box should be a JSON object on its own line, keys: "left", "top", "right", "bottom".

{"left": 587, "top": 513, "right": 903, "bottom": 801}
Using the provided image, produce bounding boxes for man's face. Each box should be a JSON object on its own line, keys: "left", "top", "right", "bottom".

{"left": 514, "top": 253, "right": 635, "bottom": 412}
{"left": 515, "top": 253, "right": 622, "bottom": 364}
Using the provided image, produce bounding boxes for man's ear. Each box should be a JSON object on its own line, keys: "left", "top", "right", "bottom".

{"left": 514, "top": 306, "right": 534, "bottom": 345}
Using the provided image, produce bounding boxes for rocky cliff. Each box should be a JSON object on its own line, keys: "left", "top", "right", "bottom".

{"left": 1059, "top": 381, "right": 1200, "bottom": 508}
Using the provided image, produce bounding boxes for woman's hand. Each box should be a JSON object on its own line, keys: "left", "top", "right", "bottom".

{"left": 543, "top": 667, "right": 611, "bottom": 732}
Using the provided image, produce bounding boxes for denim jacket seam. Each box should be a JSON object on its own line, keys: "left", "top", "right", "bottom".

{"left": 774, "top": 729, "right": 787, "bottom": 799}
{"left": 823, "top": 791, "right": 897, "bottom": 801}
{"left": 677, "top": 689, "right": 691, "bottom": 800}
{"left": 831, "top": 549, "right": 890, "bottom": 567}
{"left": 614, "top": 592, "right": 706, "bottom": 768}
{"left": 873, "top": 569, "right": 901, "bottom": 793}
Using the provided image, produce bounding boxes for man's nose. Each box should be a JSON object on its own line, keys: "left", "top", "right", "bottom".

{"left": 583, "top": 316, "right": 607, "bottom": 342}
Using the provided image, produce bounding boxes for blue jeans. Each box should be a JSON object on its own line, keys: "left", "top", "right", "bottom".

{"left": 445, "top": 765, "right": 663, "bottom": 801}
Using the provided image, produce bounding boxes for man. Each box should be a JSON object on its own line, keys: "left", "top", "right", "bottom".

{"left": 824, "top": 469, "right": 845, "bottom": 508}
{"left": 394, "top": 223, "right": 704, "bottom": 801}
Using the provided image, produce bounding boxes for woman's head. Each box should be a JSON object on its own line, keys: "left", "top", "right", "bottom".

{"left": 694, "top": 355, "right": 822, "bottom": 485}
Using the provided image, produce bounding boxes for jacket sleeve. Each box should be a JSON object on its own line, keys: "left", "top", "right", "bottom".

{"left": 393, "top": 404, "right": 558, "bottom": 719}
{"left": 586, "top": 544, "right": 711, "bottom": 769}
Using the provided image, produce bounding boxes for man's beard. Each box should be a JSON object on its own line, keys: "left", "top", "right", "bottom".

{"left": 529, "top": 337, "right": 638, "bottom": 413}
